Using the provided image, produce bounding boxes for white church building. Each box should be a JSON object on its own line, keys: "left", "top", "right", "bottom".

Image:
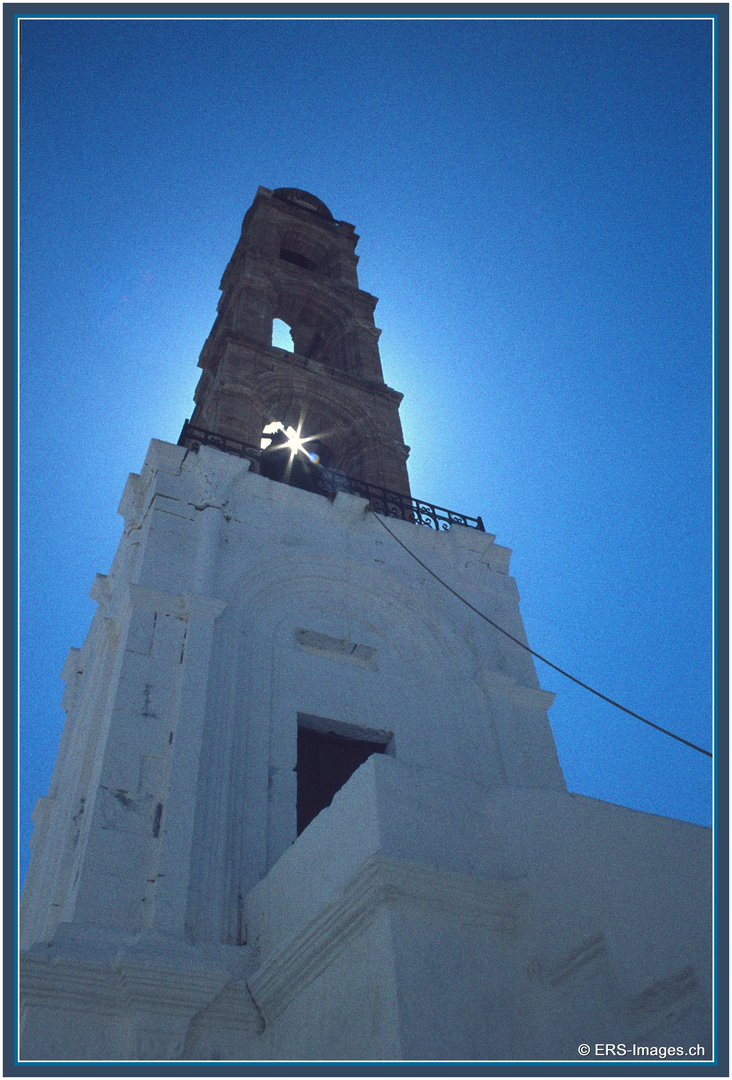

{"left": 20, "top": 187, "right": 712, "bottom": 1062}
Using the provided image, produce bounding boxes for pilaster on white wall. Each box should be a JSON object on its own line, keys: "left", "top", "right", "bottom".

{"left": 151, "top": 592, "right": 227, "bottom": 938}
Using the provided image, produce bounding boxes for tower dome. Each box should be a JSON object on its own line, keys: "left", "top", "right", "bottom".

{"left": 272, "top": 188, "right": 334, "bottom": 219}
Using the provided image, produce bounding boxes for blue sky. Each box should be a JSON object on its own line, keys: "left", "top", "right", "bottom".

{"left": 18, "top": 13, "right": 716, "bottom": 884}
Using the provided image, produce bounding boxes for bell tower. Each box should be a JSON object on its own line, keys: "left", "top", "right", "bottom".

{"left": 19, "top": 189, "right": 711, "bottom": 1064}
{"left": 186, "top": 186, "right": 410, "bottom": 494}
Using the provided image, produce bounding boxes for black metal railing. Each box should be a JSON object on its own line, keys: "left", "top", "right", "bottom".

{"left": 178, "top": 423, "right": 262, "bottom": 464}
{"left": 178, "top": 421, "right": 484, "bottom": 532}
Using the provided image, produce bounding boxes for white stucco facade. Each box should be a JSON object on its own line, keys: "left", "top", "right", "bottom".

{"left": 20, "top": 439, "right": 712, "bottom": 1062}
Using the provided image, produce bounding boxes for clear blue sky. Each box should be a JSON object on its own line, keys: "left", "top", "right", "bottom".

{"left": 18, "top": 13, "right": 716, "bottom": 884}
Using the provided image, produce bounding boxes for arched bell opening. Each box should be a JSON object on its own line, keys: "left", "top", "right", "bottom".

{"left": 279, "top": 247, "right": 318, "bottom": 272}
{"left": 273, "top": 291, "right": 355, "bottom": 374}
{"left": 254, "top": 387, "right": 372, "bottom": 490}
{"left": 258, "top": 420, "right": 334, "bottom": 495}
{"left": 271, "top": 318, "right": 295, "bottom": 352}
{"left": 277, "top": 227, "right": 333, "bottom": 280}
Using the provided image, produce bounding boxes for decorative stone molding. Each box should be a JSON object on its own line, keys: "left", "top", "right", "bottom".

{"left": 126, "top": 584, "right": 188, "bottom": 618}
{"left": 511, "top": 684, "right": 556, "bottom": 710}
{"left": 59, "top": 648, "right": 85, "bottom": 713}
{"left": 545, "top": 931, "right": 607, "bottom": 988}
{"left": 28, "top": 797, "right": 55, "bottom": 852}
{"left": 247, "top": 852, "right": 527, "bottom": 1025}
{"left": 21, "top": 954, "right": 123, "bottom": 1016}
{"left": 117, "top": 472, "right": 144, "bottom": 525}
{"left": 121, "top": 585, "right": 227, "bottom": 625}
{"left": 89, "top": 573, "right": 112, "bottom": 605}
{"left": 627, "top": 964, "right": 701, "bottom": 1037}
{"left": 60, "top": 647, "right": 82, "bottom": 683}
{"left": 476, "top": 669, "right": 556, "bottom": 710}
{"left": 20, "top": 949, "right": 259, "bottom": 1061}
{"left": 295, "top": 627, "right": 378, "bottom": 669}
{"left": 181, "top": 593, "right": 228, "bottom": 622}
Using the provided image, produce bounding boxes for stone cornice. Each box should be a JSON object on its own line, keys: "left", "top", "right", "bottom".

{"left": 182, "top": 593, "right": 228, "bottom": 621}
{"left": 247, "top": 853, "right": 527, "bottom": 1025}
{"left": 475, "top": 670, "right": 556, "bottom": 710}
{"left": 122, "top": 586, "right": 227, "bottom": 623}
{"left": 219, "top": 335, "right": 404, "bottom": 404}
{"left": 89, "top": 573, "right": 112, "bottom": 606}
{"left": 127, "top": 584, "right": 188, "bottom": 618}
{"left": 20, "top": 952, "right": 234, "bottom": 1021}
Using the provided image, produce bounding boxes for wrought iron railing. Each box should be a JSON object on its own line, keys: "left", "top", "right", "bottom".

{"left": 178, "top": 421, "right": 485, "bottom": 532}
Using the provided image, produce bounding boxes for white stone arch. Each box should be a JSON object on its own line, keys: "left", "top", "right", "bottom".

{"left": 185, "top": 547, "right": 507, "bottom": 945}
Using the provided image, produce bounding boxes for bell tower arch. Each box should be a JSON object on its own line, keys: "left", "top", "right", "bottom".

{"left": 187, "top": 186, "right": 411, "bottom": 494}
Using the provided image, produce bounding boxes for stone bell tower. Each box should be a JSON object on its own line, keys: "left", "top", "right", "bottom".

{"left": 20, "top": 189, "right": 712, "bottom": 1064}
{"left": 188, "top": 186, "right": 410, "bottom": 494}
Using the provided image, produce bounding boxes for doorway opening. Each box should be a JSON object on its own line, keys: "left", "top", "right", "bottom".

{"left": 295, "top": 716, "right": 392, "bottom": 835}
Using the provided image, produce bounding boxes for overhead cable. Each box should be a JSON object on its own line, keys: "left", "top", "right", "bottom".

{"left": 369, "top": 510, "right": 713, "bottom": 759}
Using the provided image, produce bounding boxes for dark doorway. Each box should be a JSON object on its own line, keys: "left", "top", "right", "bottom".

{"left": 296, "top": 726, "right": 387, "bottom": 835}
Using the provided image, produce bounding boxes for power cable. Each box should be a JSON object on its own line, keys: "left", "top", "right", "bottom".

{"left": 369, "top": 509, "right": 713, "bottom": 759}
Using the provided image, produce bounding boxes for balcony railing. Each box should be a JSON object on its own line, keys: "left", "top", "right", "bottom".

{"left": 178, "top": 421, "right": 485, "bottom": 532}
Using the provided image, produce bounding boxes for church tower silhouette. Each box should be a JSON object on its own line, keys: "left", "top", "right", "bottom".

{"left": 20, "top": 189, "right": 711, "bottom": 1063}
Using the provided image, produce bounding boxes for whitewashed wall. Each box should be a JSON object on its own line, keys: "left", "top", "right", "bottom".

{"left": 20, "top": 440, "right": 711, "bottom": 1062}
